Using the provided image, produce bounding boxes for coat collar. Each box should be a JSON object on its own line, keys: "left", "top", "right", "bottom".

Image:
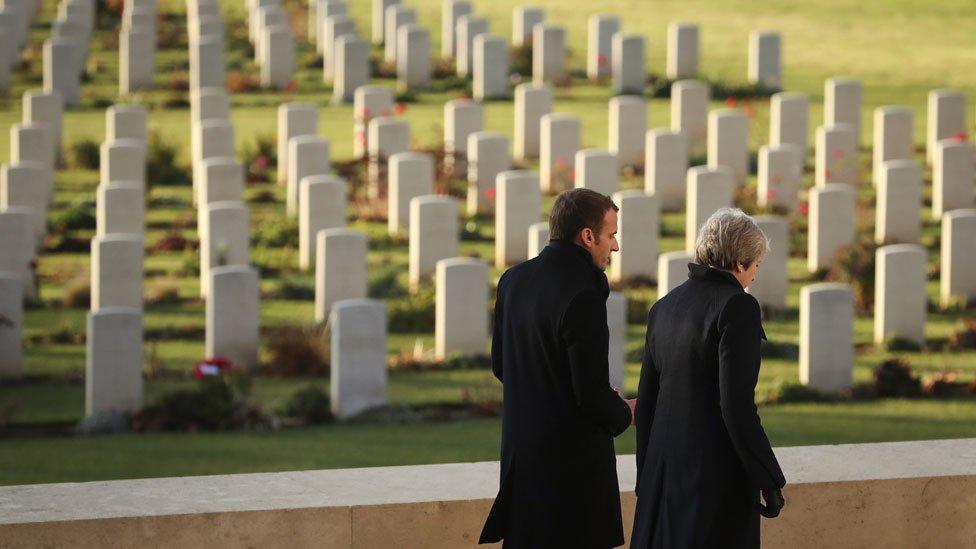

{"left": 544, "top": 239, "right": 610, "bottom": 298}
{"left": 687, "top": 262, "right": 744, "bottom": 291}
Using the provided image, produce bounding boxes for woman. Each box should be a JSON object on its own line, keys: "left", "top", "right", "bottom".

{"left": 631, "top": 208, "right": 786, "bottom": 548}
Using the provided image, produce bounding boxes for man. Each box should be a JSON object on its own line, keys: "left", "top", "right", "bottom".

{"left": 480, "top": 188, "right": 636, "bottom": 548}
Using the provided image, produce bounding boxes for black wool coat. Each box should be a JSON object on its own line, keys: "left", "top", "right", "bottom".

{"left": 480, "top": 240, "right": 633, "bottom": 549}
{"left": 630, "top": 263, "right": 786, "bottom": 549}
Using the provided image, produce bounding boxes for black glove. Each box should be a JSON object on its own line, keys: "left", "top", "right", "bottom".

{"left": 759, "top": 488, "right": 785, "bottom": 518}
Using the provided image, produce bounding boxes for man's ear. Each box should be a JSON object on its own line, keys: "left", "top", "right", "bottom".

{"left": 579, "top": 228, "right": 595, "bottom": 247}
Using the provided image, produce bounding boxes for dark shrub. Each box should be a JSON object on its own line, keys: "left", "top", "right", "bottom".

{"left": 51, "top": 200, "right": 96, "bottom": 232}
{"left": 387, "top": 287, "right": 436, "bottom": 333}
{"left": 827, "top": 239, "right": 879, "bottom": 314}
{"left": 873, "top": 358, "right": 922, "bottom": 398}
{"left": 263, "top": 324, "right": 331, "bottom": 377}
{"left": 279, "top": 385, "right": 333, "bottom": 424}
{"left": 69, "top": 139, "right": 100, "bottom": 169}
{"left": 133, "top": 371, "right": 269, "bottom": 431}
{"left": 61, "top": 273, "right": 91, "bottom": 308}
{"left": 147, "top": 132, "right": 192, "bottom": 186}
{"left": 947, "top": 318, "right": 976, "bottom": 351}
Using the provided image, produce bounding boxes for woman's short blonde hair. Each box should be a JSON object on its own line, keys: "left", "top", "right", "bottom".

{"left": 694, "top": 207, "right": 770, "bottom": 270}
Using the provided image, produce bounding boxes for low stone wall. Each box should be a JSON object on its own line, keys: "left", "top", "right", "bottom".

{"left": 2, "top": 438, "right": 975, "bottom": 548}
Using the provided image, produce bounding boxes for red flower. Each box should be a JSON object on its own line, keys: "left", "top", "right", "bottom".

{"left": 568, "top": 170, "right": 576, "bottom": 182}
{"left": 597, "top": 53, "right": 607, "bottom": 66}
{"left": 766, "top": 188, "right": 778, "bottom": 198}
{"left": 356, "top": 131, "right": 366, "bottom": 144}
{"left": 833, "top": 148, "right": 844, "bottom": 159}
{"left": 823, "top": 169, "right": 830, "bottom": 180}
{"left": 194, "top": 356, "right": 235, "bottom": 379}
{"left": 952, "top": 131, "right": 969, "bottom": 142}
{"left": 381, "top": 109, "right": 391, "bottom": 117}
{"left": 285, "top": 79, "right": 297, "bottom": 91}
{"left": 799, "top": 201, "right": 809, "bottom": 216}
{"left": 357, "top": 107, "right": 370, "bottom": 119}
{"left": 485, "top": 187, "right": 496, "bottom": 201}
{"left": 254, "top": 155, "right": 268, "bottom": 170}
{"left": 555, "top": 156, "right": 566, "bottom": 168}
{"left": 724, "top": 97, "right": 737, "bottom": 108}
{"left": 393, "top": 102, "right": 407, "bottom": 115}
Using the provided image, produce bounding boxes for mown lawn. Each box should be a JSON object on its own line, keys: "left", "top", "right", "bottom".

{"left": 1, "top": 0, "right": 975, "bottom": 486}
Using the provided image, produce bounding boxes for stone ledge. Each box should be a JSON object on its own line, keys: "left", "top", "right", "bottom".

{"left": 1, "top": 438, "right": 975, "bottom": 547}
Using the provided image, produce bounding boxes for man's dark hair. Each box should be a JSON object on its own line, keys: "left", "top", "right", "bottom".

{"left": 548, "top": 188, "right": 618, "bottom": 241}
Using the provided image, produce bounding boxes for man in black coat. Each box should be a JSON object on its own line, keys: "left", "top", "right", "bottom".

{"left": 480, "top": 189, "right": 636, "bottom": 548}
{"left": 631, "top": 208, "right": 786, "bottom": 548}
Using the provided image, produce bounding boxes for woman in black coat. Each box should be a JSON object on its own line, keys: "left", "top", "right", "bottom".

{"left": 631, "top": 207, "right": 786, "bottom": 548}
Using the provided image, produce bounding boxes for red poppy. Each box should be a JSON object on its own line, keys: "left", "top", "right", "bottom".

{"left": 194, "top": 356, "right": 234, "bottom": 379}
{"left": 393, "top": 103, "right": 406, "bottom": 115}
{"left": 254, "top": 155, "right": 268, "bottom": 170}
{"left": 381, "top": 109, "right": 391, "bottom": 116}
{"left": 568, "top": 170, "right": 576, "bottom": 182}
{"left": 823, "top": 169, "right": 830, "bottom": 180}
{"left": 357, "top": 107, "right": 370, "bottom": 119}
{"left": 767, "top": 188, "right": 778, "bottom": 198}
{"left": 597, "top": 53, "right": 607, "bottom": 66}
{"left": 485, "top": 187, "right": 496, "bottom": 201}
{"left": 833, "top": 148, "right": 844, "bottom": 159}
{"left": 952, "top": 131, "right": 969, "bottom": 142}
{"left": 724, "top": 97, "right": 737, "bottom": 108}
{"left": 799, "top": 201, "right": 809, "bottom": 216}
{"left": 555, "top": 156, "right": 566, "bottom": 168}
{"left": 285, "top": 79, "right": 297, "bottom": 92}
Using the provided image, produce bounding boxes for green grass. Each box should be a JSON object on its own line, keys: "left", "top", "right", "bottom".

{"left": 4, "top": 399, "right": 976, "bottom": 486}
{"left": 2, "top": 0, "right": 976, "bottom": 486}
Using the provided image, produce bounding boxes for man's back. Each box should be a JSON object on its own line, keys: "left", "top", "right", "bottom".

{"left": 480, "top": 240, "right": 632, "bottom": 548}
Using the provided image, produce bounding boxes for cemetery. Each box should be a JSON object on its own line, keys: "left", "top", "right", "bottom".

{"left": 0, "top": 0, "right": 975, "bottom": 545}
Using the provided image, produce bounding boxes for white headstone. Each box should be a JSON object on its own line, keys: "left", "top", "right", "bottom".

{"left": 206, "top": 265, "right": 260, "bottom": 369}
{"left": 815, "top": 124, "right": 857, "bottom": 186}
{"left": 495, "top": 170, "right": 540, "bottom": 267}
{"left": 388, "top": 152, "right": 433, "bottom": 235}
{"left": 671, "top": 79, "right": 709, "bottom": 150}
{"left": 330, "top": 298, "right": 387, "bottom": 418}
{"left": 800, "top": 283, "right": 853, "bottom": 392}
{"left": 587, "top": 14, "right": 618, "bottom": 80}
{"left": 444, "top": 98, "right": 483, "bottom": 178}
{"left": 932, "top": 139, "right": 975, "bottom": 218}
{"left": 528, "top": 221, "right": 549, "bottom": 258}
{"left": 532, "top": 24, "right": 565, "bottom": 86}
{"left": 666, "top": 22, "right": 698, "bottom": 79}
{"left": 758, "top": 145, "right": 801, "bottom": 212}
{"left": 287, "top": 135, "right": 330, "bottom": 217}
{"left": 940, "top": 209, "right": 976, "bottom": 308}
{"left": 875, "top": 159, "right": 922, "bottom": 244}
{"left": 409, "top": 195, "right": 459, "bottom": 289}
{"left": 825, "top": 77, "right": 862, "bottom": 147}
{"left": 0, "top": 207, "right": 36, "bottom": 298}
{"left": 435, "top": 257, "right": 488, "bottom": 359}
{"left": 747, "top": 215, "right": 788, "bottom": 309}
{"left": 686, "top": 166, "right": 734, "bottom": 253}
{"left": 657, "top": 251, "right": 693, "bottom": 297}
{"left": 514, "top": 83, "right": 551, "bottom": 160}
{"left": 609, "top": 96, "right": 646, "bottom": 169}
{"left": 315, "top": 228, "right": 367, "bottom": 322}
{"left": 0, "top": 272, "right": 23, "bottom": 379}
{"left": 807, "top": 184, "right": 856, "bottom": 272}
{"left": 748, "top": 30, "right": 780, "bottom": 89}
{"left": 278, "top": 103, "right": 318, "bottom": 184}
{"left": 606, "top": 291, "right": 626, "bottom": 390}
{"left": 473, "top": 34, "right": 508, "bottom": 100}
{"left": 466, "top": 131, "right": 510, "bottom": 214}
{"left": 874, "top": 244, "right": 926, "bottom": 346}
{"left": 611, "top": 33, "right": 644, "bottom": 96}
{"left": 540, "top": 113, "right": 580, "bottom": 193}
{"left": 200, "top": 201, "right": 250, "bottom": 298}
{"left": 872, "top": 106, "right": 914, "bottom": 185}
{"left": 926, "top": 89, "right": 966, "bottom": 165}
{"left": 645, "top": 129, "right": 688, "bottom": 212}
{"left": 86, "top": 307, "right": 143, "bottom": 415}
{"left": 575, "top": 149, "right": 618, "bottom": 196}
{"left": 91, "top": 234, "right": 143, "bottom": 311}
{"left": 707, "top": 109, "right": 749, "bottom": 187}
{"left": 611, "top": 190, "right": 658, "bottom": 283}
{"left": 96, "top": 182, "right": 144, "bottom": 237}
{"left": 301, "top": 175, "right": 347, "bottom": 270}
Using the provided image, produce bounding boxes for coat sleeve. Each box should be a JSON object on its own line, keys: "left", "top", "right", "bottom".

{"left": 491, "top": 272, "right": 507, "bottom": 383}
{"left": 634, "top": 308, "right": 660, "bottom": 496}
{"left": 560, "top": 289, "right": 632, "bottom": 437}
{"left": 717, "top": 292, "right": 787, "bottom": 491}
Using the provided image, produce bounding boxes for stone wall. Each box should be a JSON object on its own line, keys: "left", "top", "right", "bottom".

{"left": 2, "top": 439, "right": 975, "bottom": 548}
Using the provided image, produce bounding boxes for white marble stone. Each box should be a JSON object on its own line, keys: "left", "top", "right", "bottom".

{"left": 587, "top": 14, "right": 618, "bottom": 80}
{"left": 495, "top": 170, "right": 540, "bottom": 268}
{"left": 657, "top": 250, "right": 693, "bottom": 297}
{"left": 807, "top": 184, "right": 856, "bottom": 272}
{"left": 874, "top": 244, "right": 926, "bottom": 346}
{"left": 800, "top": 283, "right": 853, "bottom": 392}
{"left": 301, "top": 175, "right": 346, "bottom": 271}
{"left": 287, "top": 135, "right": 330, "bottom": 217}
{"left": 86, "top": 307, "right": 143, "bottom": 415}
{"left": 575, "top": 149, "right": 618, "bottom": 196}
{"left": 875, "top": 159, "right": 922, "bottom": 244}
{"left": 435, "top": 257, "right": 488, "bottom": 359}
{"left": 206, "top": 265, "right": 260, "bottom": 370}
{"left": 609, "top": 96, "right": 646, "bottom": 169}
{"left": 0, "top": 272, "right": 22, "bottom": 379}
{"left": 514, "top": 84, "right": 551, "bottom": 161}
{"left": 330, "top": 298, "right": 387, "bottom": 419}
{"left": 645, "top": 129, "right": 688, "bottom": 212}
{"left": 671, "top": 79, "right": 709, "bottom": 150}
{"left": 388, "top": 152, "right": 433, "bottom": 235}
{"left": 91, "top": 234, "right": 143, "bottom": 311}
{"left": 747, "top": 215, "right": 788, "bottom": 309}
{"left": 611, "top": 33, "right": 644, "bottom": 96}
{"left": 611, "top": 190, "right": 658, "bottom": 283}
{"left": 277, "top": 103, "right": 318, "bottom": 184}
{"left": 409, "top": 195, "right": 459, "bottom": 289}
{"left": 932, "top": 139, "right": 975, "bottom": 218}
{"left": 940, "top": 209, "right": 976, "bottom": 308}
{"left": 96, "top": 182, "right": 144, "bottom": 237}
{"left": 315, "top": 228, "right": 367, "bottom": 322}
{"left": 707, "top": 109, "right": 749, "bottom": 187}
{"left": 466, "top": 132, "right": 510, "bottom": 214}
{"left": 666, "top": 22, "right": 698, "bottom": 79}
{"left": 815, "top": 124, "right": 858, "bottom": 186}
{"left": 685, "top": 166, "right": 734, "bottom": 253}
{"left": 540, "top": 113, "right": 580, "bottom": 193}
